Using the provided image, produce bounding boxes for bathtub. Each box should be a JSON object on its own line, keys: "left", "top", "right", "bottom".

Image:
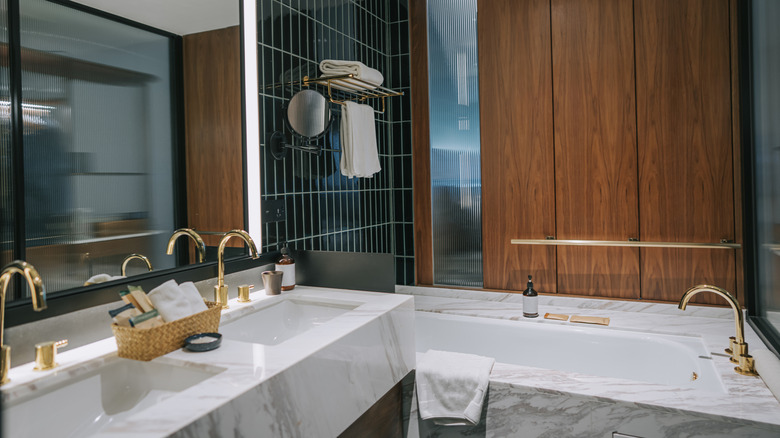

{"left": 414, "top": 311, "right": 725, "bottom": 393}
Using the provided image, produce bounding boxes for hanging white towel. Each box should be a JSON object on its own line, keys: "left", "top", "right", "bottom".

{"left": 416, "top": 349, "right": 495, "bottom": 426}
{"left": 319, "top": 59, "right": 384, "bottom": 88}
{"left": 340, "top": 101, "right": 381, "bottom": 178}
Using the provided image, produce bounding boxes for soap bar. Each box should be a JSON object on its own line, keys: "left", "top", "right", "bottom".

{"left": 128, "top": 285, "right": 155, "bottom": 313}
{"left": 544, "top": 313, "right": 569, "bottom": 321}
{"left": 570, "top": 315, "right": 610, "bottom": 326}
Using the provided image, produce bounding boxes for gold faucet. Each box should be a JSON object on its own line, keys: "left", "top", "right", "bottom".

{"left": 120, "top": 253, "right": 153, "bottom": 276}
{"left": 166, "top": 228, "right": 207, "bottom": 263}
{"left": 1, "top": 261, "right": 47, "bottom": 384}
{"left": 678, "top": 284, "right": 757, "bottom": 376}
{"left": 215, "top": 230, "right": 259, "bottom": 308}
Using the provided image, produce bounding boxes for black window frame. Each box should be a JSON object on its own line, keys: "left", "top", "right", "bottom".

{"left": 739, "top": 0, "right": 780, "bottom": 357}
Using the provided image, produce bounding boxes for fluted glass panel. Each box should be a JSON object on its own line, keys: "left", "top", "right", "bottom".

{"left": 18, "top": 0, "right": 175, "bottom": 293}
{"left": 752, "top": 0, "right": 780, "bottom": 338}
{"left": 0, "top": 5, "right": 11, "bottom": 271}
{"left": 427, "top": 0, "right": 482, "bottom": 287}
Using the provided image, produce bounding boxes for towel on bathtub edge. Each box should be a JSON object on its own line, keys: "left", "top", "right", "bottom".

{"left": 416, "top": 349, "right": 495, "bottom": 426}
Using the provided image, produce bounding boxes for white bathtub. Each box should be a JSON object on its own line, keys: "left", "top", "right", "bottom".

{"left": 414, "top": 311, "right": 725, "bottom": 393}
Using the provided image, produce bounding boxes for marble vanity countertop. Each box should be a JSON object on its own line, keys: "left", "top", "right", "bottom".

{"left": 2, "top": 287, "right": 415, "bottom": 438}
{"left": 398, "top": 285, "right": 780, "bottom": 431}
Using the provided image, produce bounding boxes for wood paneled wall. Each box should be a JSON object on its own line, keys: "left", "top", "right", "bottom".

{"left": 411, "top": 0, "right": 742, "bottom": 305}
{"left": 183, "top": 26, "right": 244, "bottom": 248}
{"left": 552, "top": 0, "right": 640, "bottom": 298}
{"left": 410, "top": 0, "right": 433, "bottom": 286}
{"left": 479, "top": 0, "right": 557, "bottom": 293}
{"left": 635, "top": 0, "right": 735, "bottom": 304}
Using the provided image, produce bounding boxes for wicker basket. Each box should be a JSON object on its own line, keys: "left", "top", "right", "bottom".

{"left": 112, "top": 301, "right": 222, "bottom": 361}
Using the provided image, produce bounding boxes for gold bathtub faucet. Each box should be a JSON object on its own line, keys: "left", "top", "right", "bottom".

{"left": 678, "top": 284, "right": 757, "bottom": 376}
{"left": 0, "top": 260, "right": 48, "bottom": 384}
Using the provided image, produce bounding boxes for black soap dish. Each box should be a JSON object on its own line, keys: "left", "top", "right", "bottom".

{"left": 184, "top": 332, "right": 222, "bottom": 352}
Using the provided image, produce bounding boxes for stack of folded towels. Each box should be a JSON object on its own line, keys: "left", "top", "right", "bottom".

{"left": 319, "top": 59, "right": 383, "bottom": 178}
{"left": 319, "top": 59, "right": 384, "bottom": 88}
{"left": 108, "top": 279, "right": 208, "bottom": 329}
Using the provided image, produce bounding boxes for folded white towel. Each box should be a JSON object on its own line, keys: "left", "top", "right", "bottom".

{"left": 148, "top": 280, "right": 206, "bottom": 322}
{"left": 319, "top": 59, "right": 384, "bottom": 88}
{"left": 416, "top": 349, "right": 495, "bottom": 426}
{"left": 340, "top": 101, "right": 381, "bottom": 178}
{"left": 83, "top": 273, "right": 125, "bottom": 286}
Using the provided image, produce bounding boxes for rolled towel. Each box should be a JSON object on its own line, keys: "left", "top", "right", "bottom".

{"left": 179, "top": 281, "right": 208, "bottom": 313}
{"left": 84, "top": 273, "right": 125, "bottom": 286}
{"left": 319, "top": 59, "right": 384, "bottom": 88}
{"left": 340, "top": 101, "right": 380, "bottom": 178}
{"left": 754, "top": 349, "right": 780, "bottom": 403}
{"left": 416, "top": 349, "right": 495, "bottom": 426}
{"left": 148, "top": 280, "right": 204, "bottom": 322}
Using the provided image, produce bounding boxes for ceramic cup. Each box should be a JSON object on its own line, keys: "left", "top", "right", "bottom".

{"left": 262, "top": 270, "right": 284, "bottom": 295}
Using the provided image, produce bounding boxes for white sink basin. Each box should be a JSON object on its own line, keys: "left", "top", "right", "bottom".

{"left": 3, "top": 356, "right": 223, "bottom": 438}
{"left": 220, "top": 296, "right": 359, "bottom": 345}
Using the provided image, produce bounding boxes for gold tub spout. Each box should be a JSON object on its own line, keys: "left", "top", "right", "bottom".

{"left": 120, "top": 253, "right": 153, "bottom": 276}
{"left": 215, "top": 230, "right": 259, "bottom": 308}
{"left": 166, "top": 228, "right": 207, "bottom": 263}
{"left": 678, "top": 284, "right": 757, "bottom": 376}
{"left": 1, "top": 260, "right": 47, "bottom": 384}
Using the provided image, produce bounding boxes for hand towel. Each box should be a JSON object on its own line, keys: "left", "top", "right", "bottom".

{"left": 83, "top": 273, "right": 125, "bottom": 286}
{"left": 416, "top": 349, "right": 495, "bottom": 426}
{"left": 319, "top": 59, "right": 384, "bottom": 88}
{"left": 148, "top": 280, "right": 205, "bottom": 322}
{"left": 179, "top": 281, "right": 208, "bottom": 313}
{"left": 340, "top": 101, "right": 381, "bottom": 178}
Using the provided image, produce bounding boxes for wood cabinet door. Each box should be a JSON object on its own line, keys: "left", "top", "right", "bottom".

{"left": 551, "top": 0, "right": 640, "bottom": 298}
{"left": 635, "top": 0, "right": 736, "bottom": 304}
{"left": 479, "top": 0, "right": 557, "bottom": 292}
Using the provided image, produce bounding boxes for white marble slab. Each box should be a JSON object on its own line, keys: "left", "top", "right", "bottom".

{"left": 398, "top": 285, "right": 780, "bottom": 434}
{"left": 2, "top": 286, "right": 415, "bottom": 438}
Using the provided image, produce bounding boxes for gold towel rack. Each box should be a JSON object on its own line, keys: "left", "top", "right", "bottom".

{"left": 510, "top": 238, "right": 741, "bottom": 249}
{"left": 278, "top": 74, "right": 403, "bottom": 114}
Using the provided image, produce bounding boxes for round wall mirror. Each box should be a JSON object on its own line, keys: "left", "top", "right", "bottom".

{"left": 286, "top": 89, "right": 331, "bottom": 138}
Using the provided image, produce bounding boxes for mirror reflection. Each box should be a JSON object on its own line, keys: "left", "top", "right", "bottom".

{"left": 0, "top": 0, "right": 241, "bottom": 301}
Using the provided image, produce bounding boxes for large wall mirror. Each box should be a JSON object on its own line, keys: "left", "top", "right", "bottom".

{"left": 1, "top": 0, "right": 249, "bottom": 310}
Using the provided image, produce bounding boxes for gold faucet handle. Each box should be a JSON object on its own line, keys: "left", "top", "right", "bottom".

{"left": 737, "top": 353, "right": 758, "bottom": 376}
{"left": 34, "top": 339, "right": 68, "bottom": 371}
{"left": 237, "top": 284, "right": 254, "bottom": 303}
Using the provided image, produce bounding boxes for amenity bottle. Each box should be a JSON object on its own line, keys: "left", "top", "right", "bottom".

{"left": 276, "top": 243, "right": 296, "bottom": 291}
{"left": 523, "top": 275, "right": 538, "bottom": 318}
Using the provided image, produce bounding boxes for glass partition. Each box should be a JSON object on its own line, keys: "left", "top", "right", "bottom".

{"left": 1, "top": 3, "right": 11, "bottom": 271}
{"left": 748, "top": 0, "right": 780, "bottom": 349}
{"left": 427, "top": 0, "right": 482, "bottom": 287}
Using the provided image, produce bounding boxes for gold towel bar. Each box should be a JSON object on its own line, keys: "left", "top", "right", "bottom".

{"left": 510, "top": 239, "right": 740, "bottom": 249}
